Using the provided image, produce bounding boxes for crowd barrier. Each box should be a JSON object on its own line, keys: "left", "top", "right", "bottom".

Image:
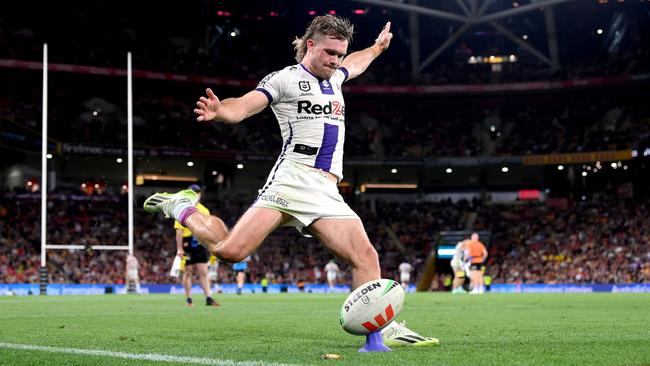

{"left": 490, "top": 283, "right": 650, "bottom": 293}
{"left": 2, "top": 283, "right": 649, "bottom": 296}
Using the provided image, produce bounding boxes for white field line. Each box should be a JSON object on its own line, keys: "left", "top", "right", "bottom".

{"left": 0, "top": 342, "right": 304, "bottom": 366}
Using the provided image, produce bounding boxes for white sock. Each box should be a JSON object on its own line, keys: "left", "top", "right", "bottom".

{"left": 172, "top": 202, "right": 193, "bottom": 221}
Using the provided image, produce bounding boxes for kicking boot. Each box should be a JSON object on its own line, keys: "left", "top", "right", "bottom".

{"left": 381, "top": 321, "right": 440, "bottom": 347}
{"left": 143, "top": 189, "right": 198, "bottom": 219}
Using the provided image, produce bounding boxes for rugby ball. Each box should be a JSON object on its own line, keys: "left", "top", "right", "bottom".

{"left": 339, "top": 279, "right": 405, "bottom": 335}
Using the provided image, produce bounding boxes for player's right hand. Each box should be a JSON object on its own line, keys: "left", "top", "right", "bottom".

{"left": 375, "top": 21, "right": 393, "bottom": 52}
{"left": 194, "top": 88, "right": 220, "bottom": 122}
{"left": 177, "top": 249, "right": 185, "bottom": 257}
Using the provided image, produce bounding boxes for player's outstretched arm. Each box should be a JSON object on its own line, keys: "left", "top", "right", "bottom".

{"left": 194, "top": 88, "right": 268, "bottom": 124}
{"left": 340, "top": 21, "right": 393, "bottom": 80}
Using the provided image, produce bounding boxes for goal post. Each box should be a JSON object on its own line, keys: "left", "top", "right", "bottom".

{"left": 39, "top": 43, "right": 48, "bottom": 295}
{"left": 39, "top": 45, "right": 137, "bottom": 294}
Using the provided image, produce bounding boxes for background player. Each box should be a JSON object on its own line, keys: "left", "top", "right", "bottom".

{"left": 465, "top": 233, "right": 488, "bottom": 294}
{"left": 125, "top": 254, "right": 140, "bottom": 294}
{"left": 450, "top": 241, "right": 468, "bottom": 294}
{"left": 174, "top": 185, "right": 220, "bottom": 307}
{"left": 232, "top": 256, "right": 250, "bottom": 295}
{"left": 324, "top": 259, "right": 340, "bottom": 292}
{"left": 398, "top": 259, "right": 413, "bottom": 289}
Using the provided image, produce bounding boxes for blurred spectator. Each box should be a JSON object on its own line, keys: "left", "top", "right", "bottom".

{"left": 1, "top": 191, "right": 647, "bottom": 285}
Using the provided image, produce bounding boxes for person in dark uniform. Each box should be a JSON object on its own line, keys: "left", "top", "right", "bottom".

{"left": 175, "top": 185, "right": 220, "bottom": 307}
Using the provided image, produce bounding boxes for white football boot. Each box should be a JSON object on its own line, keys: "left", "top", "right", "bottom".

{"left": 143, "top": 189, "right": 198, "bottom": 219}
{"left": 381, "top": 321, "right": 440, "bottom": 347}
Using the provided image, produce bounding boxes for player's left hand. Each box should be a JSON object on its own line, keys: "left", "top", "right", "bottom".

{"left": 375, "top": 21, "right": 393, "bottom": 51}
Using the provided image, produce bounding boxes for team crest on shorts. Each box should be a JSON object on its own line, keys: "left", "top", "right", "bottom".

{"left": 298, "top": 80, "right": 311, "bottom": 92}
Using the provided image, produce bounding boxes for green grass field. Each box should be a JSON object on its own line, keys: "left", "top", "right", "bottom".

{"left": 0, "top": 292, "right": 649, "bottom": 366}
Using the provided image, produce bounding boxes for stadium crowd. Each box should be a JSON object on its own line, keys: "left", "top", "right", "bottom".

{"left": 1, "top": 70, "right": 648, "bottom": 159}
{"left": 1, "top": 1, "right": 649, "bottom": 289}
{"left": 1, "top": 1, "right": 649, "bottom": 86}
{"left": 476, "top": 197, "right": 650, "bottom": 284}
{"left": 1, "top": 190, "right": 648, "bottom": 286}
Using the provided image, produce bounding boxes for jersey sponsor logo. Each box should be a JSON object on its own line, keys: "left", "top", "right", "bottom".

{"left": 258, "top": 193, "right": 289, "bottom": 208}
{"left": 297, "top": 100, "right": 345, "bottom": 116}
{"left": 298, "top": 80, "right": 311, "bottom": 92}
{"left": 293, "top": 144, "right": 318, "bottom": 156}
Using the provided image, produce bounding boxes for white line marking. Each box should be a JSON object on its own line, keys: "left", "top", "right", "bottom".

{"left": 0, "top": 342, "right": 303, "bottom": 366}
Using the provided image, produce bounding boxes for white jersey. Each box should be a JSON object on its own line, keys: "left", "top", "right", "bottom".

{"left": 399, "top": 262, "right": 413, "bottom": 283}
{"left": 451, "top": 242, "right": 466, "bottom": 269}
{"left": 398, "top": 262, "right": 413, "bottom": 276}
{"left": 256, "top": 64, "right": 349, "bottom": 180}
{"left": 126, "top": 255, "right": 139, "bottom": 280}
{"left": 325, "top": 262, "right": 339, "bottom": 275}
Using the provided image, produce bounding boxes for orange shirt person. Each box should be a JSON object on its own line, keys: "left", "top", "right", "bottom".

{"left": 464, "top": 233, "right": 487, "bottom": 294}
{"left": 466, "top": 236, "right": 487, "bottom": 266}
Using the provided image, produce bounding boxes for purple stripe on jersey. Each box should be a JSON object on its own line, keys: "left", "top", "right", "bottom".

{"left": 339, "top": 67, "right": 349, "bottom": 81}
{"left": 318, "top": 79, "right": 335, "bottom": 95}
{"left": 255, "top": 88, "right": 273, "bottom": 104}
{"left": 300, "top": 63, "right": 319, "bottom": 79}
{"left": 280, "top": 122, "right": 294, "bottom": 157}
{"left": 314, "top": 123, "right": 339, "bottom": 171}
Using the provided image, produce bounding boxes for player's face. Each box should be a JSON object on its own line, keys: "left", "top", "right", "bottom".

{"left": 308, "top": 36, "right": 347, "bottom": 79}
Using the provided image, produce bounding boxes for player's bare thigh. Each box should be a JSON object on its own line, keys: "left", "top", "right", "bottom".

{"left": 184, "top": 264, "right": 194, "bottom": 276}
{"left": 308, "top": 218, "right": 380, "bottom": 283}
{"left": 215, "top": 207, "right": 292, "bottom": 262}
{"left": 194, "top": 262, "right": 208, "bottom": 276}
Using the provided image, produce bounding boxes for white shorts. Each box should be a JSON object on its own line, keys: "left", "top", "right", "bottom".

{"left": 126, "top": 270, "right": 139, "bottom": 281}
{"left": 400, "top": 273, "right": 411, "bottom": 283}
{"left": 327, "top": 272, "right": 337, "bottom": 282}
{"left": 252, "top": 160, "right": 358, "bottom": 235}
{"left": 451, "top": 265, "right": 466, "bottom": 278}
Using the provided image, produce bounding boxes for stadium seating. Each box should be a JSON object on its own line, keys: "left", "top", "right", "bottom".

{"left": 1, "top": 191, "right": 648, "bottom": 285}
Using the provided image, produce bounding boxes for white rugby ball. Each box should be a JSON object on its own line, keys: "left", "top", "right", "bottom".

{"left": 339, "top": 279, "right": 405, "bottom": 335}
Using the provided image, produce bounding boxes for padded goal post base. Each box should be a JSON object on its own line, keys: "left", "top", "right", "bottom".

{"left": 39, "top": 266, "right": 48, "bottom": 295}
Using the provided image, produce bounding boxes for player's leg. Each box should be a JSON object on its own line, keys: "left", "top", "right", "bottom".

{"left": 478, "top": 266, "right": 486, "bottom": 293}
{"left": 310, "top": 218, "right": 440, "bottom": 348}
{"left": 195, "top": 262, "right": 220, "bottom": 306}
{"left": 195, "top": 263, "right": 211, "bottom": 297}
{"left": 327, "top": 273, "right": 336, "bottom": 291}
{"left": 143, "top": 189, "right": 229, "bottom": 251}
{"left": 470, "top": 269, "right": 480, "bottom": 293}
{"left": 236, "top": 271, "right": 245, "bottom": 295}
{"left": 183, "top": 264, "right": 194, "bottom": 306}
{"left": 194, "top": 207, "right": 290, "bottom": 263}
{"left": 401, "top": 274, "right": 410, "bottom": 289}
{"left": 452, "top": 275, "right": 462, "bottom": 293}
{"left": 452, "top": 269, "right": 466, "bottom": 293}
{"left": 308, "top": 218, "right": 379, "bottom": 289}
{"left": 182, "top": 214, "right": 229, "bottom": 254}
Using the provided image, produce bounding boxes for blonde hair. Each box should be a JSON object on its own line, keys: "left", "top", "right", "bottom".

{"left": 292, "top": 15, "right": 354, "bottom": 62}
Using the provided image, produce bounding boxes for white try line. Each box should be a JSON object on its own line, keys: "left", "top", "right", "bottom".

{"left": 0, "top": 342, "right": 303, "bottom": 366}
